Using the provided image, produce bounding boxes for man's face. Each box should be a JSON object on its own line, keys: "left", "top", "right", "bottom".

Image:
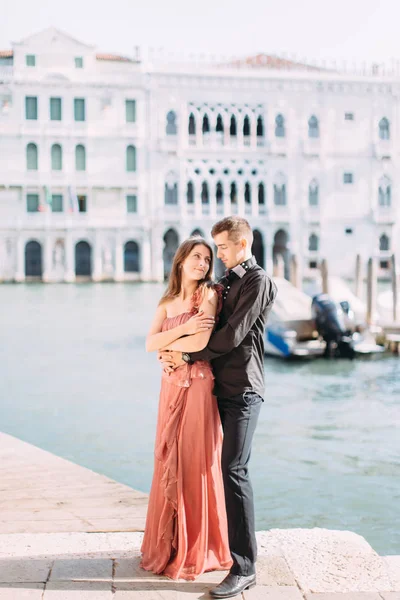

{"left": 214, "top": 231, "right": 247, "bottom": 270}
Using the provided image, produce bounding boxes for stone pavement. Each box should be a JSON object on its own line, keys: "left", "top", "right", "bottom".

{"left": 0, "top": 432, "right": 399, "bottom": 599}
{"left": 0, "top": 432, "right": 147, "bottom": 534}
{"left": 0, "top": 530, "right": 398, "bottom": 599}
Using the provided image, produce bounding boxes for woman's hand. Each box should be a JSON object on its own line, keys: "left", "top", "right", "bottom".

{"left": 182, "top": 310, "right": 215, "bottom": 335}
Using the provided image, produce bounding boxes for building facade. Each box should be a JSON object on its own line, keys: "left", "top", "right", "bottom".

{"left": 0, "top": 28, "right": 398, "bottom": 283}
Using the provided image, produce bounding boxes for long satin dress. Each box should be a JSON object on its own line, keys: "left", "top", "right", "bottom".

{"left": 140, "top": 287, "right": 232, "bottom": 580}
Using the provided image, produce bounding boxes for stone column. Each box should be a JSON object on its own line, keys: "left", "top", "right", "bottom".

{"left": 152, "top": 226, "right": 164, "bottom": 282}
{"left": 251, "top": 116, "right": 257, "bottom": 149}
{"left": 237, "top": 115, "right": 244, "bottom": 148}
{"left": 64, "top": 235, "right": 75, "bottom": 282}
{"left": 92, "top": 234, "right": 103, "bottom": 281}
{"left": 223, "top": 180, "right": 231, "bottom": 217}
{"left": 141, "top": 231, "right": 152, "bottom": 281}
{"left": 237, "top": 181, "right": 245, "bottom": 216}
{"left": 210, "top": 181, "right": 217, "bottom": 220}
{"left": 15, "top": 234, "right": 25, "bottom": 282}
{"left": 42, "top": 235, "right": 53, "bottom": 282}
{"left": 114, "top": 236, "right": 124, "bottom": 282}
{"left": 195, "top": 183, "right": 202, "bottom": 218}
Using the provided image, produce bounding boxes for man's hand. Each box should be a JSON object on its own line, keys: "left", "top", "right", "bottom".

{"left": 158, "top": 350, "right": 186, "bottom": 373}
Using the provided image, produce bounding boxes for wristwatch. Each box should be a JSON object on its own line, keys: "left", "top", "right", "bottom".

{"left": 182, "top": 352, "right": 193, "bottom": 364}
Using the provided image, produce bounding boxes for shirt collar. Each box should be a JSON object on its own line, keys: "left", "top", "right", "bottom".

{"left": 226, "top": 255, "right": 257, "bottom": 279}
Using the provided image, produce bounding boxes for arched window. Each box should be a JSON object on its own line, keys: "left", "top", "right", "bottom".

{"left": 187, "top": 181, "right": 194, "bottom": 204}
{"left": 244, "top": 182, "right": 251, "bottom": 204}
{"left": 275, "top": 114, "right": 285, "bottom": 138}
{"left": 256, "top": 116, "right": 264, "bottom": 137}
{"left": 126, "top": 145, "right": 136, "bottom": 172}
{"left": 75, "top": 241, "right": 91, "bottom": 276}
{"left": 230, "top": 182, "right": 237, "bottom": 203}
{"left": 258, "top": 183, "right": 265, "bottom": 205}
{"left": 25, "top": 240, "right": 42, "bottom": 277}
{"left": 75, "top": 144, "right": 86, "bottom": 171}
{"left": 51, "top": 144, "right": 62, "bottom": 171}
{"left": 216, "top": 181, "right": 223, "bottom": 204}
{"left": 201, "top": 181, "right": 209, "bottom": 204}
{"left": 230, "top": 115, "right": 237, "bottom": 136}
{"left": 124, "top": 241, "right": 140, "bottom": 272}
{"left": 308, "top": 115, "right": 319, "bottom": 138}
{"left": 379, "top": 117, "right": 390, "bottom": 140}
{"left": 202, "top": 114, "right": 210, "bottom": 134}
{"left": 378, "top": 176, "right": 391, "bottom": 206}
{"left": 165, "top": 172, "right": 178, "bottom": 205}
{"left": 191, "top": 228, "right": 204, "bottom": 237}
{"left": 309, "top": 233, "right": 319, "bottom": 252}
{"left": 188, "top": 113, "right": 196, "bottom": 135}
{"left": 308, "top": 179, "right": 319, "bottom": 206}
{"left": 216, "top": 114, "right": 224, "bottom": 133}
{"left": 243, "top": 115, "right": 251, "bottom": 137}
{"left": 166, "top": 110, "right": 177, "bottom": 135}
{"left": 274, "top": 173, "right": 287, "bottom": 205}
{"left": 379, "top": 233, "right": 390, "bottom": 251}
{"left": 26, "top": 143, "right": 38, "bottom": 170}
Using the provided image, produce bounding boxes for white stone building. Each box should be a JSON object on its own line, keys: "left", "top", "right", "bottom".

{"left": 0, "top": 27, "right": 398, "bottom": 283}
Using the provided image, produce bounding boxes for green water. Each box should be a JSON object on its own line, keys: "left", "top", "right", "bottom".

{"left": 1, "top": 283, "right": 399, "bottom": 554}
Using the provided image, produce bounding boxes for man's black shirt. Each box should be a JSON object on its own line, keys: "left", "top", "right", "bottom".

{"left": 189, "top": 258, "right": 277, "bottom": 399}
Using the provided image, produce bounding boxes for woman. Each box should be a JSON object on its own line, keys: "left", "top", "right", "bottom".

{"left": 140, "top": 236, "right": 232, "bottom": 580}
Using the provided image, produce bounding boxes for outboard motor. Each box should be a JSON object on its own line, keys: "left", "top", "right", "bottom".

{"left": 311, "top": 294, "right": 355, "bottom": 359}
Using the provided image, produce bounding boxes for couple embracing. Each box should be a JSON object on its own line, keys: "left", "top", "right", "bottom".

{"left": 140, "top": 216, "right": 277, "bottom": 598}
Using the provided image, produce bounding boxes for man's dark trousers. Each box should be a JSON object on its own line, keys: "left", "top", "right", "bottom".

{"left": 217, "top": 391, "right": 263, "bottom": 576}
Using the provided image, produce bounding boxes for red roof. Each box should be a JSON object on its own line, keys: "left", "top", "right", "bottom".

{"left": 95, "top": 53, "right": 133, "bottom": 62}
{"left": 0, "top": 50, "right": 13, "bottom": 58}
{"left": 228, "top": 53, "right": 323, "bottom": 71}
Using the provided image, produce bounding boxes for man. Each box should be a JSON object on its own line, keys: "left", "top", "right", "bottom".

{"left": 159, "top": 216, "right": 277, "bottom": 599}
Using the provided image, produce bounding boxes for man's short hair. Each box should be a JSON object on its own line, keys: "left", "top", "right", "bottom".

{"left": 211, "top": 216, "right": 254, "bottom": 245}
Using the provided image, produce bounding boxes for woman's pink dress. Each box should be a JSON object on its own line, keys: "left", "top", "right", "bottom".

{"left": 140, "top": 286, "right": 232, "bottom": 580}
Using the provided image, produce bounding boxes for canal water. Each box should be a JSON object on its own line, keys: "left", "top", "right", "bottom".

{"left": 1, "top": 282, "right": 399, "bottom": 554}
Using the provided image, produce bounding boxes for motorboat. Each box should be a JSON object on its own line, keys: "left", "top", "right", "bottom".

{"left": 265, "top": 277, "right": 385, "bottom": 358}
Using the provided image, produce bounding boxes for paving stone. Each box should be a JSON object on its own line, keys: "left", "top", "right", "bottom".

{"left": 43, "top": 581, "right": 113, "bottom": 599}
{"left": 0, "top": 559, "right": 52, "bottom": 583}
{"left": 256, "top": 556, "right": 296, "bottom": 586}
{"left": 114, "top": 557, "right": 169, "bottom": 580}
{"left": 0, "top": 583, "right": 44, "bottom": 599}
{"left": 0, "top": 520, "right": 92, "bottom": 534}
{"left": 304, "top": 594, "right": 382, "bottom": 600}
{"left": 244, "top": 587, "right": 303, "bottom": 599}
{"left": 384, "top": 557, "right": 400, "bottom": 590}
{"left": 257, "top": 530, "right": 392, "bottom": 593}
{"left": 49, "top": 559, "right": 113, "bottom": 581}
{"left": 0, "top": 432, "right": 147, "bottom": 535}
{"left": 114, "top": 580, "right": 215, "bottom": 599}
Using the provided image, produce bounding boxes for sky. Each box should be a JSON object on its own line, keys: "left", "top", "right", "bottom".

{"left": 2, "top": 0, "right": 400, "bottom": 66}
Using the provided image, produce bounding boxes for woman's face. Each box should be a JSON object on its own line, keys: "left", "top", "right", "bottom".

{"left": 181, "top": 244, "right": 211, "bottom": 281}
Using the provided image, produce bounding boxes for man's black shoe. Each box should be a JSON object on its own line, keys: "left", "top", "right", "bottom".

{"left": 209, "top": 573, "right": 256, "bottom": 598}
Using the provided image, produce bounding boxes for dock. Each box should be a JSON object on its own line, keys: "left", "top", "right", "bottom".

{"left": 1, "top": 431, "right": 400, "bottom": 599}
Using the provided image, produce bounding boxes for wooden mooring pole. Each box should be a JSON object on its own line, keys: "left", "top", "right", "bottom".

{"left": 391, "top": 253, "right": 398, "bottom": 323}
{"left": 355, "top": 254, "right": 362, "bottom": 298}
{"left": 290, "top": 254, "right": 300, "bottom": 288}
{"left": 273, "top": 254, "right": 285, "bottom": 278}
{"left": 366, "top": 257, "right": 377, "bottom": 326}
{"left": 320, "top": 259, "right": 329, "bottom": 294}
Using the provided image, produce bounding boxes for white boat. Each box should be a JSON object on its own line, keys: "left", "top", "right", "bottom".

{"left": 265, "top": 277, "right": 385, "bottom": 358}
{"left": 265, "top": 278, "right": 325, "bottom": 358}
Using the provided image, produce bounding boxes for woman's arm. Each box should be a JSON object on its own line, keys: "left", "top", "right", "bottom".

{"left": 146, "top": 304, "right": 188, "bottom": 352}
{"left": 162, "top": 289, "right": 218, "bottom": 352}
